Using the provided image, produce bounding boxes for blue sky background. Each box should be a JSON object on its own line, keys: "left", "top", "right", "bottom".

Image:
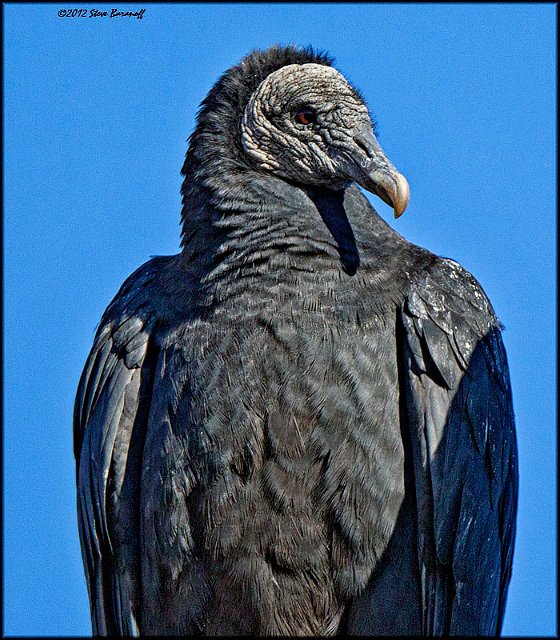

{"left": 3, "top": 3, "right": 556, "bottom": 636}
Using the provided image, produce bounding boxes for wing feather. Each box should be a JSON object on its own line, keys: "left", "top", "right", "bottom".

{"left": 401, "top": 258, "right": 518, "bottom": 635}
{"left": 74, "top": 258, "right": 165, "bottom": 635}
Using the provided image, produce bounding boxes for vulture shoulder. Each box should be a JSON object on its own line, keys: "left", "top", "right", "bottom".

{"left": 73, "top": 255, "right": 171, "bottom": 636}
{"left": 400, "top": 256, "right": 518, "bottom": 635}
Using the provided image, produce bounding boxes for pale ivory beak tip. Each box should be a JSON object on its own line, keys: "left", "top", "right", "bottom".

{"left": 393, "top": 173, "right": 410, "bottom": 219}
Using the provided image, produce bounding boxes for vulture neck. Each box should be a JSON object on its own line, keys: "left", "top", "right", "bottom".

{"left": 177, "top": 123, "right": 408, "bottom": 315}
{"left": 181, "top": 148, "right": 363, "bottom": 278}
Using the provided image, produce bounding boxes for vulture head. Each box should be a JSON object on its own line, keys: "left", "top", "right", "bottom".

{"left": 241, "top": 62, "right": 409, "bottom": 218}
{"left": 181, "top": 45, "right": 409, "bottom": 241}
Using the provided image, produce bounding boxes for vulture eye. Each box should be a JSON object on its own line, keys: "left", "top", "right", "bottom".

{"left": 295, "top": 108, "right": 317, "bottom": 126}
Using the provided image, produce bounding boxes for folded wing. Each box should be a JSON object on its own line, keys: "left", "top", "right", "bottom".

{"left": 400, "top": 258, "right": 518, "bottom": 635}
{"left": 73, "top": 258, "right": 165, "bottom": 635}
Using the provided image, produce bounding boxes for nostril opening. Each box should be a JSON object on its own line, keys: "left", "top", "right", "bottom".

{"left": 354, "top": 137, "right": 371, "bottom": 158}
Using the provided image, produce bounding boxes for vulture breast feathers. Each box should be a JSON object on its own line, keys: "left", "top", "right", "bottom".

{"left": 74, "top": 45, "right": 518, "bottom": 636}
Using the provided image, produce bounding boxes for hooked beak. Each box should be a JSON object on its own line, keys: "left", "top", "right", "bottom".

{"left": 344, "top": 126, "right": 410, "bottom": 218}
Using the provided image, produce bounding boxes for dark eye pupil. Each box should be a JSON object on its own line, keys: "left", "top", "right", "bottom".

{"left": 296, "top": 108, "right": 316, "bottom": 125}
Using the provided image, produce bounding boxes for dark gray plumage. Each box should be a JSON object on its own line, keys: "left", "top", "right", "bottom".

{"left": 74, "top": 45, "right": 518, "bottom": 636}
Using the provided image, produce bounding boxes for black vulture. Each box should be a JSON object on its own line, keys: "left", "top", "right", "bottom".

{"left": 74, "top": 45, "right": 518, "bottom": 636}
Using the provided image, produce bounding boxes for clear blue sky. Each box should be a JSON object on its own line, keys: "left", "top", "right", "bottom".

{"left": 4, "top": 3, "right": 556, "bottom": 636}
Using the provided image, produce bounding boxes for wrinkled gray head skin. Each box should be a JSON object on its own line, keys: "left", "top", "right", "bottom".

{"left": 241, "top": 63, "right": 409, "bottom": 217}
